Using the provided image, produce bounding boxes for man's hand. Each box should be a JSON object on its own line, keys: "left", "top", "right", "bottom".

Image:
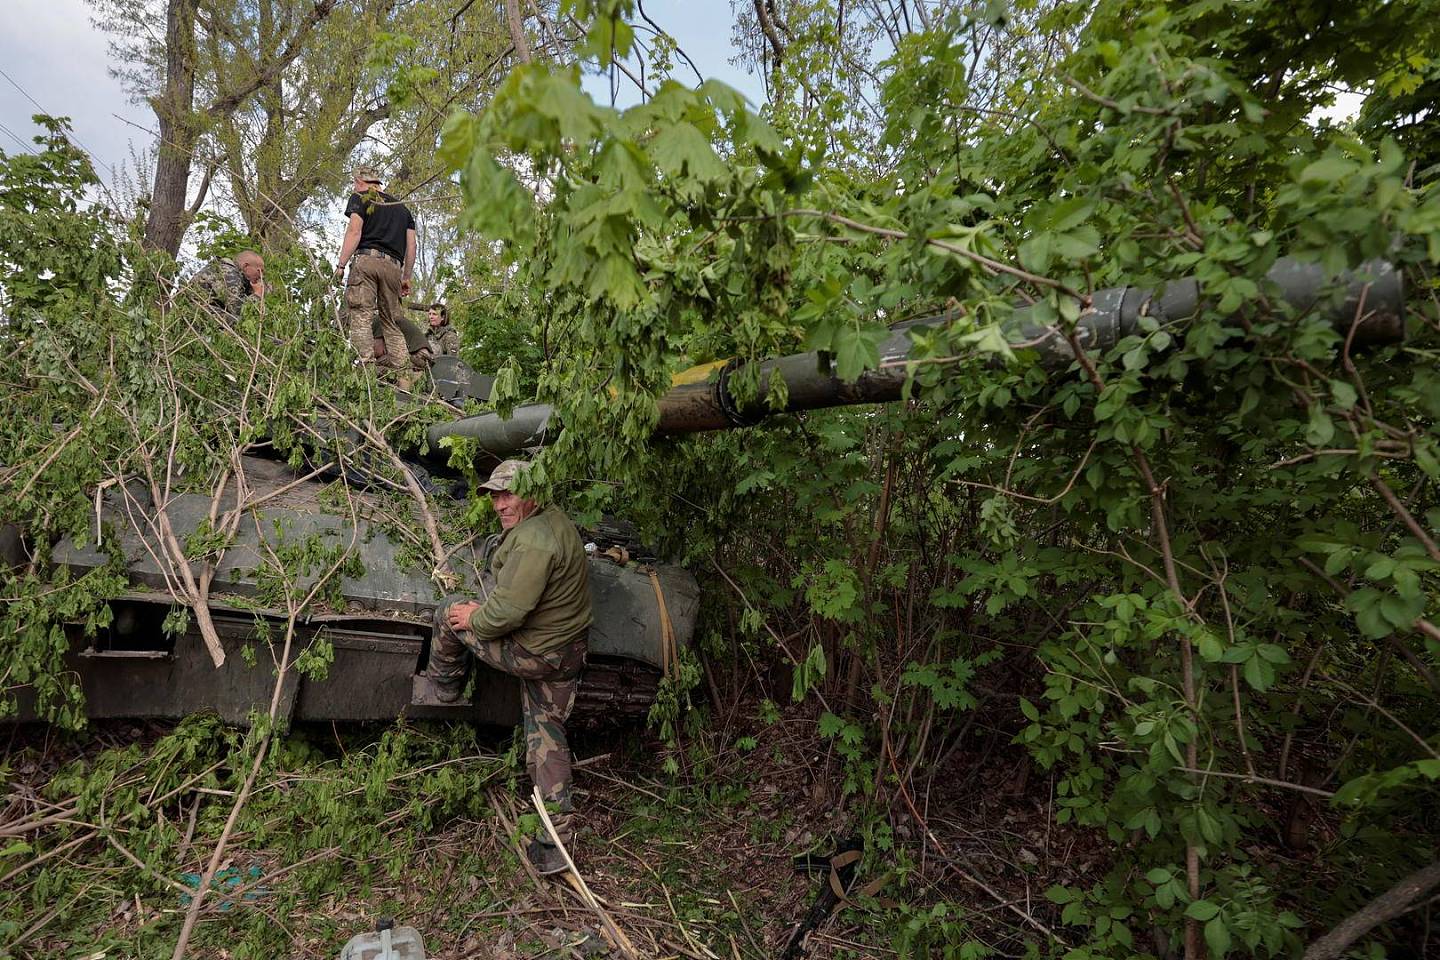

{"left": 446, "top": 600, "right": 482, "bottom": 632}
{"left": 400, "top": 276, "right": 412, "bottom": 297}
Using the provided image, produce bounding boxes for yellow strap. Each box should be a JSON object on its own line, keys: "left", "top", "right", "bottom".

{"left": 646, "top": 567, "right": 679, "bottom": 680}
{"left": 668, "top": 359, "right": 729, "bottom": 386}
{"left": 606, "top": 359, "right": 729, "bottom": 398}
{"left": 824, "top": 851, "right": 890, "bottom": 908}
{"left": 827, "top": 850, "right": 860, "bottom": 900}
{"left": 854, "top": 873, "right": 893, "bottom": 904}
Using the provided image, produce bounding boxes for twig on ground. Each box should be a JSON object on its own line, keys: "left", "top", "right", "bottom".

{"left": 532, "top": 785, "right": 641, "bottom": 960}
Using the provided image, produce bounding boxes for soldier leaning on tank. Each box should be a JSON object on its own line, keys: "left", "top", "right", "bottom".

{"left": 425, "top": 302, "right": 460, "bottom": 357}
{"left": 184, "top": 250, "right": 265, "bottom": 319}
{"left": 333, "top": 165, "right": 416, "bottom": 378}
{"left": 426, "top": 459, "right": 593, "bottom": 876}
{"left": 372, "top": 309, "right": 433, "bottom": 371}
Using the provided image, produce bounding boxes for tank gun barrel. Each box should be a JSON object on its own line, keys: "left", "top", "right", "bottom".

{"left": 428, "top": 257, "right": 1404, "bottom": 457}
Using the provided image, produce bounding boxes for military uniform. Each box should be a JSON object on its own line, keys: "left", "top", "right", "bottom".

{"left": 186, "top": 259, "right": 254, "bottom": 319}
{"left": 374, "top": 311, "right": 434, "bottom": 371}
{"left": 347, "top": 251, "right": 408, "bottom": 371}
{"left": 341, "top": 170, "right": 415, "bottom": 373}
{"left": 427, "top": 324, "right": 460, "bottom": 357}
{"left": 430, "top": 489, "right": 592, "bottom": 852}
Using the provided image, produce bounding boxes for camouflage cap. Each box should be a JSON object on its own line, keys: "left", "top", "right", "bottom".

{"left": 352, "top": 164, "right": 383, "bottom": 184}
{"left": 478, "top": 459, "right": 529, "bottom": 493}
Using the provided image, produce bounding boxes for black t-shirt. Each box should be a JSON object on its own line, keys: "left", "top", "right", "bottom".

{"left": 344, "top": 190, "right": 415, "bottom": 262}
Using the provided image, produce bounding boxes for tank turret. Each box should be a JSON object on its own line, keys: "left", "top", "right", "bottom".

{"left": 8, "top": 257, "right": 1404, "bottom": 727}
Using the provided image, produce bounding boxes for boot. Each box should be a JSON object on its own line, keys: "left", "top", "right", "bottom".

{"left": 431, "top": 674, "right": 463, "bottom": 703}
{"left": 411, "top": 672, "right": 464, "bottom": 706}
{"left": 527, "top": 839, "right": 569, "bottom": 877}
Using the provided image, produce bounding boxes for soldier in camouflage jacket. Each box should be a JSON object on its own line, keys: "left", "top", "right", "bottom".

{"left": 427, "top": 459, "right": 591, "bottom": 877}
{"left": 184, "top": 251, "right": 265, "bottom": 319}
{"left": 425, "top": 302, "right": 461, "bottom": 356}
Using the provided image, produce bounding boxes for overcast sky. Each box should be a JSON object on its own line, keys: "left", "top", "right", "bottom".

{"left": 1, "top": 0, "right": 150, "bottom": 187}
{"left": 0, "top": 0, "right": 763, "bottom": 198}
{"left": 1, "top": 1, "right": 1359, "bottom": 230}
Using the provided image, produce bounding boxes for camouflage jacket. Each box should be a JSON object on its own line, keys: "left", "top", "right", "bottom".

{"left": 427, "top": 325, "right": 460, "bottom": 356}
{"left": 187, "top": 259, "right": 254, "bottom": 317}
{"left": 467, "top": 506, "right": 592, "bottom": 654}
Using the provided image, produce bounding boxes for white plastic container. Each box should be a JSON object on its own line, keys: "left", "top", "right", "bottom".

{"left": 338, "top": 919, "right": 426, "bottom": 960}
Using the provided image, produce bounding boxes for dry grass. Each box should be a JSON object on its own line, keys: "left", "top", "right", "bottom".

{"left": 1, "top": 708, "right": 1108, "bottom": 960}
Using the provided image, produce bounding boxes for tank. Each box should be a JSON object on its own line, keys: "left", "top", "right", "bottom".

{"left": 6, "top": 256, "right": 1405, "bottom": 728}
{"left": 9, "top": 437, "right": 699, "bottom": 729}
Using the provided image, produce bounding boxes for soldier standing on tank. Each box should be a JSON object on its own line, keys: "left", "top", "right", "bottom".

{"left": 334, "top": 166, "right": 416, "bottom": 380}
{"left": 426, "top": 459, "right": 592, "bottom": 876}
{"left": 184, "top": 250, "right": 265, "bottom": 319}
{"left": 426, "top": 302, "right": 460, "bottom": 357}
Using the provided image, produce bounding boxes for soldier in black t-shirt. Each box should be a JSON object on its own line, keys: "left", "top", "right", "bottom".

{"left": 334, "top": 165, "right": 418, "bottom": 381}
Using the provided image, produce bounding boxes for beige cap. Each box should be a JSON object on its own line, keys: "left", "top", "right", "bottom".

{"left": 478, "top": 459, "right": 528, "bottom": 493}
{"left": 352, "top": 164, "right": 383, "bottom": 184}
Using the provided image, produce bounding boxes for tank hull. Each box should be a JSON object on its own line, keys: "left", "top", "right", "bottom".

{"left": 12, "top": 594, "right": 666, "bottom": 726}
{"left": 13, "top": 456, "right": 698, "bottom": 727}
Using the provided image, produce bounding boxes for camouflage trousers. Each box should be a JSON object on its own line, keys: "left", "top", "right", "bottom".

{"left": 432, "top": 597, "right": 587, "bottom": 845}
{"left": 346, "top": 253, "right": 408, "bottom": 372}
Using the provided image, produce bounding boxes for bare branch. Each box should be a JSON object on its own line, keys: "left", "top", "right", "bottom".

{"left": 1304, "top": 860, "right": 1440, "bottom": 960}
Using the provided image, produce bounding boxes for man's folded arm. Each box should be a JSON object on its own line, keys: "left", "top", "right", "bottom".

{"left": 468, "top": 541, "right": 553, "bottom": 639}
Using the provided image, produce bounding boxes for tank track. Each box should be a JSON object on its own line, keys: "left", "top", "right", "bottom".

{"left": 573, "top": 657, "right": 661, "bottom": 722}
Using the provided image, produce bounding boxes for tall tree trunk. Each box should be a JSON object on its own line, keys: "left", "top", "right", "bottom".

{"left": 253, "top": 0, "right": 289, "bottom": 248}
{"left": 505, "top": 0, "right": 532, "bottom": 62}
{"left": 146, "top": 0, "right": 340, "bottom": 256}
{"left": 144, "top": 0, "right": 199, "bottom": 257}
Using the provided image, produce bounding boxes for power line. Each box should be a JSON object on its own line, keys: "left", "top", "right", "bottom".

{"left": 0, "top": 120, "right": 37, "bottom": 155}
{"left": 0, "top": 66, "right": 116, "bottom": 177}
{"left": 0, "top": 67, "right": 47, "bottom": 113}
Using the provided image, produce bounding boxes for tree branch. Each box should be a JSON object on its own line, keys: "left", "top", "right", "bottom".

{"left": 1371, "top": 473, "right": 1440, "bottom": 564}
{"left": 752, "top": 0, "right": 786, "bottom": 66}
{"left": 782, "top": 208, "right": 1081, "bottom": 297}
{"left": 1304, "top": 859, "right": 1440, "bottom": 960}
{"left": 505, "top": 0, "right": 533, "bottom": 63}
{"left": 185, "top": 156, "right": 218, "bottom": 218}
{"left": 204, "top": 0, "right": 339, "bottom": 118}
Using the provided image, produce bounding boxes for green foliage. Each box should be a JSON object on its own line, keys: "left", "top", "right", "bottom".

{"left": 819, "top": 710, "right": 873, "bottom": 796}
{"left": 430, "top": 0, "right": 1440, "bottom": 952}
{"left": 647, "top": 649, "right": 703, "bottom": 764}
{"left": 0, "top": 563, "right": 127, "bottom": 728}
{"left": 0, "top": 719, "right": 501, "bottom": 956}
{"left": 892, "top": 901, "right": 994, "bottom": 960}
{"left": 5, "top": 0, "right": 1440, "bottom": 952}
{"left": 0, "top": 117, "right": 122, "bottom": 314}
